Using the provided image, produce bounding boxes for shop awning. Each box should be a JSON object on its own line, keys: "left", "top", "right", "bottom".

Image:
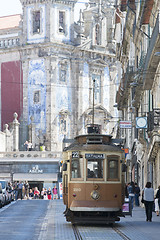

{"left": 13, "top": 173, "right": 58, "bottom": 182}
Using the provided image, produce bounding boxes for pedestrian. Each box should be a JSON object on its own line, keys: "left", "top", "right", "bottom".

{"left": 155, "top": 185, "right": 160, "bottom": 216}
{"left": 40, "top": 188, "right": 45, "bottom": 199}
{"left": 143, "top": 182, "right": 154, "bottom": 222}
{"left": 135, "top": 183, "right": 140, "bottom": 206}
{"left": 24, "top": 141, "right": 28, "bottom": 151}
{"left": 52, "top": 185, "right": 58, "bottom": 200}
{"left": 47, "top": 187, "right": 52, "bottom": 200}
{"left": 127, "top": 181, "right": 135, "bottom": 209}
{"left": 22, "top": 185, "right": 25, "bottom": 199}
{"left": 125, "top": 183, "right": 129, "bottom": 198}
{"left": 34, "top": 187, "right": 40, "bottom": 199}
{"left": 27, "top": 141, "right": 33, "bottom": 151}
{"left": 29, "top": 189, "right": 34, "bottom": 199}
{"left": 13, "top": 181, "right": 18, "bottom": 200}
{"left": 24, "top": 181, "right": 29, "bottom": 199}
{"left": 17, "top": 181, "right": 23, "bottom": 200}
{"left": 43, "top": 188, "right": 48, "bottom": 200}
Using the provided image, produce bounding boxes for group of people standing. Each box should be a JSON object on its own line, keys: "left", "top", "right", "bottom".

{"left": 12, "top": 181, "right": 58, "bottom": 200}
{"left": 126, "top": 181, "right": 160, "bottom": 222}
{"left": 29, "top": 186, "right": 58, "bottom": 200}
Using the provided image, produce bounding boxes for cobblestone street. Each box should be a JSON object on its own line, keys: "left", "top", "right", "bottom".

{"left": 1, "top": 199, "right": 160, "bottom": 240}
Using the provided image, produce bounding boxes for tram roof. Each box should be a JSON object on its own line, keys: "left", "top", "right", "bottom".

{"left": 63, "top": 142, "right": 123, "bottom": 152}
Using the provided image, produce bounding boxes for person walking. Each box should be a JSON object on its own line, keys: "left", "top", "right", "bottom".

{"left": 135, "top": 183, "right": 140, "bottom": 206}
{"left": 143, "top": 182, "right": 154, "bottom": 222}
{"left": 52, "top": 185, "right": 58, "bottom": 200}
{"left": 128, "top": 181, "right": 135, "bottom": 209}
{"left": 155, "top": 185, "right": 160, "bottom": 216}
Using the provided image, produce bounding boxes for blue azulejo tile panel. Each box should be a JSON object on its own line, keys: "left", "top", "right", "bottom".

{"left": 28, "top": 59, "right": 46, "bottom": 135}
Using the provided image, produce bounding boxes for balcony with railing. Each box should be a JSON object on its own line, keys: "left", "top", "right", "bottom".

{"left": 0, "top": 38, "right": 20, "bottom": 49}
{"left": 143, "top": 13, "right": 160, "bottom": 90}
{"left": 147, "top": 109, "right": 160, "bottom": 161}
{"left": 147, "top": 109, "right": 160, "bottom": 132}
{"left": 0, "top": 151, "right": 62, "bottom": 162}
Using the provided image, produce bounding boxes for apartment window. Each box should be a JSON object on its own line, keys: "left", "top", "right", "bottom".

{"left": 33, "top": 11, "right": 40, "bottom": 34}
{"left": 59, "top": 11, "right": 65, "bottom": 33}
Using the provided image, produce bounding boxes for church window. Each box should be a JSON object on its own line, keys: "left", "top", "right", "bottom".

{"left": 60, "top": 119, "right": 66, "bottom": 133}
{"left": 59, "top": 11, "right": 65, "bottom": 33}
{"left": 95, "top": 24, "right": 100, "bottom": 45}
{"left": 34, "top": 91, "right": 40, "bottom": 104}
{"left": 60, "top": 69, "right": 66, "bottom": 82}
{"left": 92, "top": 74, "right": 101, "bottom": 104}
{"left": 59, "top": 63, "right": 67, "bottom": 82}
{"left": 33, "top": 11, "right": 41, "bottom": 34}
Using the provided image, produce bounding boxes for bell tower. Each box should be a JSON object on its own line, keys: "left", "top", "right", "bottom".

{"left": 20, "top": 0, "right": 50, "bottom": 44}
{"left": 20, "top": 0, "right": 77, "bottom": 45}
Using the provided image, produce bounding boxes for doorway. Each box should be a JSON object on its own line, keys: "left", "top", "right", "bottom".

{"left": 28, "top": 181, "right": 43, "bottom": 191}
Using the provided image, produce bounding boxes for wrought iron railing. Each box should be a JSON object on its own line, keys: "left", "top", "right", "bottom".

{"left": 147, "top": 108, "right": 160, "bottom": 132}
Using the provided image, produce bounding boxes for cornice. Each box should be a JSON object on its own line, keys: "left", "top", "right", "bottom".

{"left": 20, "top": 0, "right": 77, "bottom": 6}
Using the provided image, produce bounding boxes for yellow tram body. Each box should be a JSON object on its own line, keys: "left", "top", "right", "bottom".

{"left": 62, "top": 129, "right": 126, "bottom": 224}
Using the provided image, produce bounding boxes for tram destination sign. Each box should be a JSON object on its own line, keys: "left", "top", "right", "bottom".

{"left": 85, "top": 153, "right": 105, "bottom": 159}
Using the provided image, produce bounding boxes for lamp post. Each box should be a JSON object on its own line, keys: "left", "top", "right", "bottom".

{"left": 92, "top": 79, "right": 95, "bottom": 125}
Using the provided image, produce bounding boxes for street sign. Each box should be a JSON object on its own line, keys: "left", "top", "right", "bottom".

{"left": 119, "top": 121, "right": 132, "bottom": 129}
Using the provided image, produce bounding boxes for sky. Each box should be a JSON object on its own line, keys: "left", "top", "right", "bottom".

{"left": 0, "top": 0, "right": 22, "bottom": 17}
{"left": 0, "top": 0, "right": 87, "bottom": 19}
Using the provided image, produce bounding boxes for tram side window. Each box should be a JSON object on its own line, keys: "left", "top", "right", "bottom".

{"left": 107, "top": 158, "right": 119, "bottom": 180}
{"left": 71, "top": 158, "right": 83, "bottom": 179}
{"left": 87, "top": 159, "right": 103, "bottom": 179}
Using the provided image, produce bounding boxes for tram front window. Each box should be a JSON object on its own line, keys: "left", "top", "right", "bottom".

{"left": 87, "top": 159, "right": 103, "bottom": 178}
{"left": 71, "top": 158, "right": 83, "bottom": 179}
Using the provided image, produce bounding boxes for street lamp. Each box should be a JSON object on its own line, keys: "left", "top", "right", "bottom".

{"left": 92, "top": 79, "right": 96, "bottom": 125}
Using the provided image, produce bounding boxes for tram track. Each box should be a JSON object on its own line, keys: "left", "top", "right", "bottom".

{"left": 72, "top": 224, "right": 132, "bottom": 240}
{"left": 112, "top": 227, "right": 132, "bottom": 240}
{"left": 72, "top": 224, "right": 83, "bottom": 240}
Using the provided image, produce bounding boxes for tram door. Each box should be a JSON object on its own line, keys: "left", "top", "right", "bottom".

{"left": 63, "top": 174, "right": 68, "bottom": 204}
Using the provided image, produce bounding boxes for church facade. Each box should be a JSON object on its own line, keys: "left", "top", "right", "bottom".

{"left": 0, "top": 0, "right": 119, "bottom": 153}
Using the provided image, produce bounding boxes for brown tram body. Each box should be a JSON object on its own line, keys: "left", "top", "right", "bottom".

{"left": 62, "top": 128, "right": 126, "bottom": 224}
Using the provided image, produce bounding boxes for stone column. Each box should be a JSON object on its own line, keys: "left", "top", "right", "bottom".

{"left": 13, "top": 112, "right": 20, "bottom": 151}
{"left": 28, "top": 116, "right": 36, "bottom": 149}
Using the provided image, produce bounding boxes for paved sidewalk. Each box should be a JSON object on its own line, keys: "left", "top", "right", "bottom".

{"left": 120, "top": 205, "right": 160, "bottom": 240}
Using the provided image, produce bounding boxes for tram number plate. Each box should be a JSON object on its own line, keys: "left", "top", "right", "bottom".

{"left": 72, "top": 151, "right": 79, "bottom": 158}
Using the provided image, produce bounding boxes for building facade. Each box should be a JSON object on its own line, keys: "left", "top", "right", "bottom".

{"left": 0, "top": 0, "right": 119, "bottom": 189}
{"left": 115, "top": 0, "right": 160, "bottom": 189}
{"left": 0, "top": 0, "right": 119, "bottom": 152}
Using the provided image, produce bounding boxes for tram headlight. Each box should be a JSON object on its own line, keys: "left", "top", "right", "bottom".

{"left": 91, "top": 190, "right": 100, "bottom": 200}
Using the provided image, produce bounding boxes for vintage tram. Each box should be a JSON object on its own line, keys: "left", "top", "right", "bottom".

{"left": 62, "top": 125, "right": 126, "bottom": 224}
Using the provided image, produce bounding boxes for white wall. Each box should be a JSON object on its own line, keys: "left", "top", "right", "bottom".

{"left": 0, "top": 132, "right": 6, "bottom": 151}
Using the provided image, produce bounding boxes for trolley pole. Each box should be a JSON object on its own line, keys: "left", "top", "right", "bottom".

{"left": 92, "top": 79, "right": 95, "bottom": 125}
